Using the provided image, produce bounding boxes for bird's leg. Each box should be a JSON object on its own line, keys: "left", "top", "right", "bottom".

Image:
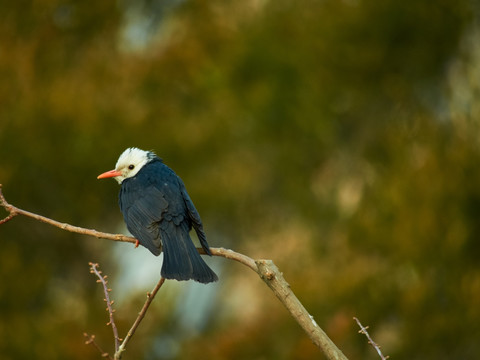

{"left": 134, "top": 239, "right": 140, "bottom": 248}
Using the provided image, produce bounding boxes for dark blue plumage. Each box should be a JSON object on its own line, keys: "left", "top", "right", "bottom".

{"left": 98, "top": 148, "right": 217, "bottom": 284}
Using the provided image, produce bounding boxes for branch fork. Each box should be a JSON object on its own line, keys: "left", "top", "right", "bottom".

{"left": 88, "top": 262, "right": 166, "bottom": 359}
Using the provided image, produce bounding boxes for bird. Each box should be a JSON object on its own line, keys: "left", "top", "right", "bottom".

{"left": 97, "top": 147, "right": 218, "bottom": 284}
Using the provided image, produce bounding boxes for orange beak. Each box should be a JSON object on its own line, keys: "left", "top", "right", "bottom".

{"left": 97, "top": 169, "right": 122, "bottom": 179}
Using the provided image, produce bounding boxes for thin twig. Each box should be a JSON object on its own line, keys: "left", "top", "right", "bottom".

{"left": 0, "top": 184, "right": 136, "bottom": 244}
{"left": 353, "top": 317, "right": 389, "bottom": 360}
{"left": 84, "top": 333, "right": 113, "bottom": 360}
{"left": 90, "top": 263, "right": 121, "bottom": 352}
{"left": 115, "top": 277, "right": 166, "bottom": 360}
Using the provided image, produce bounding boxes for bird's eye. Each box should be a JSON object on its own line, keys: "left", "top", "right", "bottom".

{"left": 128, "top": 165, "right": 135, "bottom": 170}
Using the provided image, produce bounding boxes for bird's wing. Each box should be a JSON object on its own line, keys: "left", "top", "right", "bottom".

{"left": 119, "top": 179, "right": 169, "bottom": 256}
{"left": 119, "top": 161, "right": 209, "bottom": 256}
{"left": 178, "top": 177, "right": 211, "bottom": 255}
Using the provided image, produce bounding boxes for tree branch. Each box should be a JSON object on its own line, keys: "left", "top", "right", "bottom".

{"left": 0, "top": 184, "right": 347, "bottom": 360}
{"left": 257, "top": 260, "right": 347, "bottom": 359}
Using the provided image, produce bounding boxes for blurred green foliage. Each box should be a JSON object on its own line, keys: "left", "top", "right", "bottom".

{"left": 1, "top": 0, "right": 479, "bottom": 359}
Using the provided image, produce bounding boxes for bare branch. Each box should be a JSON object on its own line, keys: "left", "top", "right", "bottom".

{"left": 89, "top": 263, "right": 121, "bottom": 352}
{"left": 257, "top": 260, "right": 348, "bottom": 360}
{"left": 0, "top": 184, "right": 348, "bottom": 360}
{"left": 0, "top": 184, "right": 136, "bottom": 245}
{"left": 200, "top": 246, "right": 257, "bottom": 272}
{"left": 115, "top": 277, "right": 166, "bottom": 360}
{"left": 353, "top": 317, "right": 389, "bottom": 360}
{"left": 84, "top": 333, "right": 113, "bottom": 360}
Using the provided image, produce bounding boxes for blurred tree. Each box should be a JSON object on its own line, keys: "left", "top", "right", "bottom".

{"left": 0, "top": 0, "right": 479, "bottom": 359}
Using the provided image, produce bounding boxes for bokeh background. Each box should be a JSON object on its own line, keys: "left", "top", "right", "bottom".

{"left": 1, "top": 0, "right": 480, "bottom": 359}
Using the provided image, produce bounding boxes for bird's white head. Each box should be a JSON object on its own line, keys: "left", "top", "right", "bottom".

{"left": 97, "top": 147, "right": 156, "bottom": 184}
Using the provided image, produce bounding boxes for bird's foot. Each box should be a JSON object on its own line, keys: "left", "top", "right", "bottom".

{"left": 134, "top": 240, "right": 140, "bottom": 248}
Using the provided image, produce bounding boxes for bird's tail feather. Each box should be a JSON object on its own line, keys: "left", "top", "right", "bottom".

{"left": 160, "top": 222, "right": 218, "bottom": 284}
